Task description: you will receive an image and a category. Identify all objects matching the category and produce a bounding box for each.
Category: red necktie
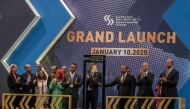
[42,81,44,94]
[122,74,125,84]
[166,70,169,78]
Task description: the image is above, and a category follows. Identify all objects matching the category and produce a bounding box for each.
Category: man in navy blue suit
[20,64,37,108]
[159,59,179,109]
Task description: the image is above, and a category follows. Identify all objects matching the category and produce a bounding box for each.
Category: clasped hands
[140,69,145,79]
[26,78,37,85]
[86,73,97,81]
[16,77,20,84]
[159,77,167,83]
[86,73,102,86]
[67,76,78,85]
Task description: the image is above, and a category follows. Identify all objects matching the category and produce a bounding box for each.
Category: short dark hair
[127,68,131,72]
[122,65,128,69]
[70,63,77,69]
[52,65,58,70]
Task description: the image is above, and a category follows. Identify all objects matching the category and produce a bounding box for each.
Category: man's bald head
[25,64,32,73]
[166,59,174,69]
[142,62,149,72]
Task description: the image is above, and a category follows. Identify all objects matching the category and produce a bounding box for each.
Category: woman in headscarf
[7,64,21,108]
[49,69,64,109]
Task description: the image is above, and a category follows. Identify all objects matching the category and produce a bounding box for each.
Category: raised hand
[86,73,90,79]
[67,76,71,83]
[26,77,30,84]
[16,77,20,84]
[98,82,102,86]
[74,78,78,84]
[93,77,98,82]
[159,77,167,83]
[51,73,55,79]
[54,80,58,86]
[33,78,37,84]
[140,69,144,79]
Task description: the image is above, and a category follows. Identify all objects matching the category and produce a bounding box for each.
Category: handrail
[2,93,72,109]
[106,96,186,109]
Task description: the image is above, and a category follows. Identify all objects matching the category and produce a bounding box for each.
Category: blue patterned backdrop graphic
[41,0,190,108]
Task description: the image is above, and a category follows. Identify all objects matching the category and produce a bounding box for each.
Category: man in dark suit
[159,59,179,109]
[85,63,102,109]
[105,65,136,109]
[20,64,37,108]
[62,63,82,109]
[136,62,154,109]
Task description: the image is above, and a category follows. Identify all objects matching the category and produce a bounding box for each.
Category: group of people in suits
[105,59,179,109]
[7,63,83,109]
[7,58,179,109]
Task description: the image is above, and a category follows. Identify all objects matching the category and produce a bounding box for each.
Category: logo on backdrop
[104,15,114,25]
[104,15,141,26]
[0,12,3,19]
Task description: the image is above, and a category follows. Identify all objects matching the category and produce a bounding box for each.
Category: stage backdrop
[40,0,190,108]
[1,0,190,108]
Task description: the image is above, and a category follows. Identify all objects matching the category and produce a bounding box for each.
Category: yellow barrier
[106,96,186,109]
[2,93,72,109]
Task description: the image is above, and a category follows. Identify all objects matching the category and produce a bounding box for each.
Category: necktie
[122,74,125,84]
[27,75,31,82]
[42,81,44,94]
[166,70,169,78]
[71,74,74,85]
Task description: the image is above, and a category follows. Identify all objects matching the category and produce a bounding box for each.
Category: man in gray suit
[62,63,82,109]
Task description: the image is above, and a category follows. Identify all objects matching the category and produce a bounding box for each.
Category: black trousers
[8,95,21,109]
[162,94,176,109]
[86,91,98,109]
[119,98,128,109]
[138,93,153,109]
[64,98,78,109]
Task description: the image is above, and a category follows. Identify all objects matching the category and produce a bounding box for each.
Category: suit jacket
[159,69,179,97]
[47,75,52,94]
[105,73,136,96]
[136,71,154,96]
[86,70,102,97]
[62,72,82,98]
[7,73,21,93]
[20,72,37,94]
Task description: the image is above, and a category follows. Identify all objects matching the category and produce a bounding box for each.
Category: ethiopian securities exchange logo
[104,15,114,25]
